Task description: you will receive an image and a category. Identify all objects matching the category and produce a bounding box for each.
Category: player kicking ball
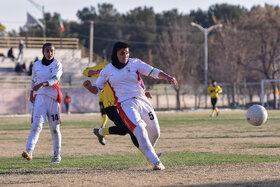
[83,41,177,170]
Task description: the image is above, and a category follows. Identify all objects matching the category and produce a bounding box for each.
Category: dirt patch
[2,163,280,186]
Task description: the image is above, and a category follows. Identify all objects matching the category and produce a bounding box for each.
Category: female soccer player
[83,41,177,170]
[22,43,63,163]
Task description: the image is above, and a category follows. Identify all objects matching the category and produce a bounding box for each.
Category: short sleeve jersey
[95,58,160,103]
[207,85,222,98]
[32,59,63,100]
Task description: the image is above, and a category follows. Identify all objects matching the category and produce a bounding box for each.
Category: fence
[0,75,279,115]
[0,36,79,49]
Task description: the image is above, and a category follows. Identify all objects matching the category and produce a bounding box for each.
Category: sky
[1,0,279,32]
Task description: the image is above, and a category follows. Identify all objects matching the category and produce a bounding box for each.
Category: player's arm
[158,71,177,85]
[33,62,62,91]
[218,86,222,93]
[88,69,102,76]
[30,64,37,102]
[30,80,36,103]
[137,59,177,86]
[83,68,107,94]
[33,81,49,91]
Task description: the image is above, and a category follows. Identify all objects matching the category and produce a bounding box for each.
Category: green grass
[1,151,280,175]
[236,143,280,149]
[1,111,280,175]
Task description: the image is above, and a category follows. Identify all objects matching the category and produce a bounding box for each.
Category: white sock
[98,128,104,136]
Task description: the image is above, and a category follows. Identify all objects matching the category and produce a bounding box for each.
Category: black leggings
[105,106,139,148]
[211,98,217,110]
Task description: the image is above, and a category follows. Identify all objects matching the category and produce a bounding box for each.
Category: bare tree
[155,28,198,109]
[209,27,249,106]
[238,5,280,108]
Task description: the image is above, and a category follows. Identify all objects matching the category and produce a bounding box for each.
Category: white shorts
[117,93,160,142]
[32,94,61,125]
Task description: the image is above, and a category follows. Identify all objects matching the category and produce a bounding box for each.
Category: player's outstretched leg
[93,128,106,145]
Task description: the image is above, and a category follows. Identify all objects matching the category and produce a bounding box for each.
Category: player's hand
[30,92,35,103]
[33,82,48,91]
[88,69,102,76]
[167,76,178,86]
[145,91,152,99]
[83,80,92,89]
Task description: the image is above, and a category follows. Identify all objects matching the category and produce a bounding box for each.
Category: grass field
[1,110,280,186]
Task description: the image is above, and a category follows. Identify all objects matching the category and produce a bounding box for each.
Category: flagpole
[89,21,94,64]
[27,0,46,38]
[42,5,46,40]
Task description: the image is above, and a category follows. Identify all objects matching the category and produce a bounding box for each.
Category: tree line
[6,3,280,109]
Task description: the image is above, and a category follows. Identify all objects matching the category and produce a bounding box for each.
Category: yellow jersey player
[83,62,139,148]
[207,80,222,117]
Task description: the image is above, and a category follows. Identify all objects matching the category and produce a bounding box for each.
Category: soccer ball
[246,105,268,126]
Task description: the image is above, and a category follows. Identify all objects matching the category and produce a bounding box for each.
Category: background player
[83,41,177,170]
[207,80,223,117]
[22,43,63,163]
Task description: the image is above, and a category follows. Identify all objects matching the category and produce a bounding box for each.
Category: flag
[26,12,45,30]
[58,15,64,32]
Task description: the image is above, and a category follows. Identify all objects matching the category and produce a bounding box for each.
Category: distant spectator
[22,61,26,72]
[0,52,5,62]
[15,62,26,74]
[17,40,24,62]
[64,92,71,114]
[28,61,33,76]
[7,47,15,61]
[15,62,23,73]
[28,57,38,76]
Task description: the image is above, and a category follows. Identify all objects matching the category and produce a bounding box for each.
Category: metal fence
[0,36,79,49]
[0,75,279,115]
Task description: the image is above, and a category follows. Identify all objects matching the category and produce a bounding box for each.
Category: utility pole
[89,21,94,64]
[191,22,222,108]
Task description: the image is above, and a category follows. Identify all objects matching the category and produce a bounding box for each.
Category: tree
[206,4,248,106]
[123,7,157,58]
[210,27,249,106]
[0,22,5,32]
[155,25,198,109]
[239,5,280,108]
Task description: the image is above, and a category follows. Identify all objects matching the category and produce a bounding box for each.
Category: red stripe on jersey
[136,71,145,89]
[107,82,136,132]
[53,81,63,104]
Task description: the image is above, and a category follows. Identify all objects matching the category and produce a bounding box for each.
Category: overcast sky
[1,0,279,32]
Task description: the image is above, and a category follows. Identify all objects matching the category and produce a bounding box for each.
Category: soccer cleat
[153,161,165,170]
[51,155,61,163]
[93,128,106,145]
[22,151,32,161]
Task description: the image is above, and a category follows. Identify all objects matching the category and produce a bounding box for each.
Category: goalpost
[261,79,280,108]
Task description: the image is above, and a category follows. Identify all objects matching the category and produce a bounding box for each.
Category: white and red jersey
[31,59,63,100]
[95,58,161,103]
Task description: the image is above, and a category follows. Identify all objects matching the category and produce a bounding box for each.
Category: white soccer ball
[246,105,268,126]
